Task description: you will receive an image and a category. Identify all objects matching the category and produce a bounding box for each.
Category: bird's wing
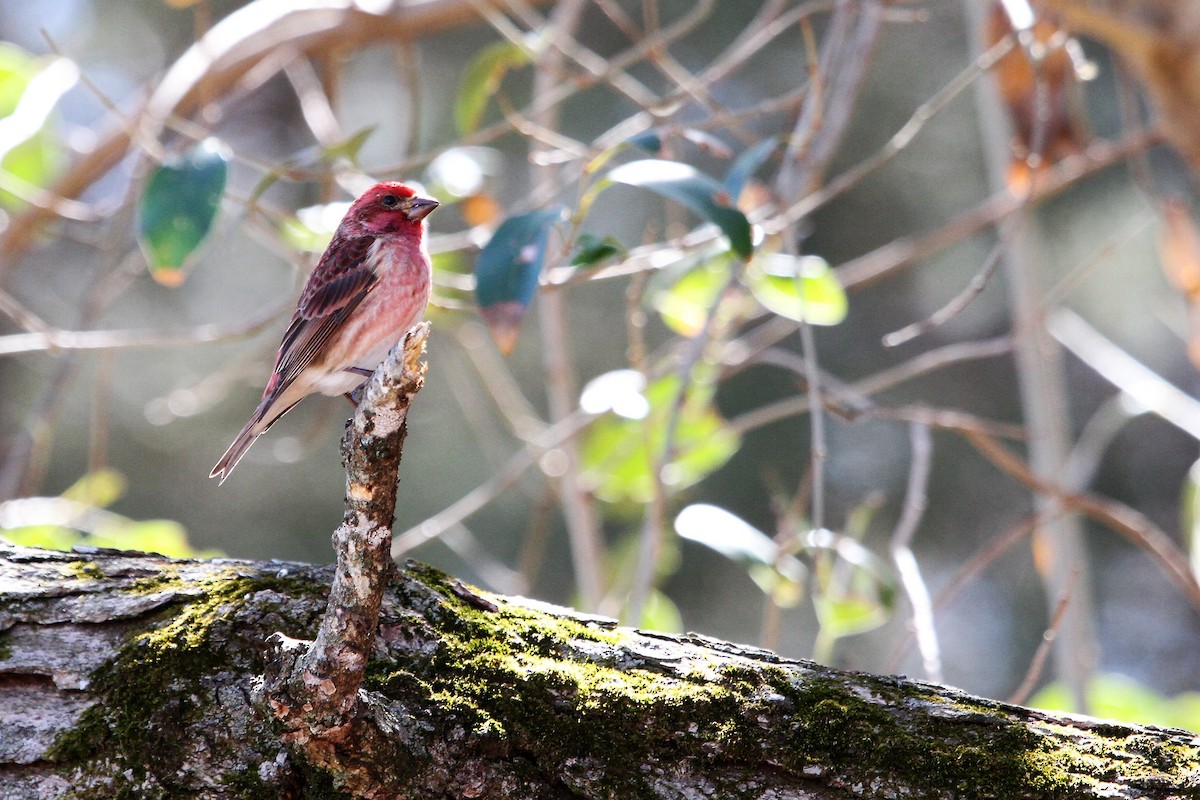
[267,234,380,398]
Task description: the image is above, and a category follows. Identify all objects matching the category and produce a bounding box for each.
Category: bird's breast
[311,241,432,396]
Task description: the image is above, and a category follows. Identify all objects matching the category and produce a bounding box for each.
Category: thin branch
[391,410,596,556]
[1008,569,1080,706]
[769,32,1015,233]
[882,219,1022,347]
[528,0,604,612]
[889,422,941,682]
[835,128,1161,290]
[1048,308,1200,441]
[962,428,1200,612]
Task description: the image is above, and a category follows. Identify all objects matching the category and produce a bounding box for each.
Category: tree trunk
[1,544,1197,800]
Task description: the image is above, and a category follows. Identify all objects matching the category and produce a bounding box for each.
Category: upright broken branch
[262,322,429,783]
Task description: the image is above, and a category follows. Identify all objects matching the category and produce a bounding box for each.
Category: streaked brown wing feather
[268,234,379,396]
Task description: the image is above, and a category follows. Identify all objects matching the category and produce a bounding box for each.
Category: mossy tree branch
[0,541,1197,798]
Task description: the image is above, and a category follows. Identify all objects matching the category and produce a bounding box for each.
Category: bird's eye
[381,194,399,208]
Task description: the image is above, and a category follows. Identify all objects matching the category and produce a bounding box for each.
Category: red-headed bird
[211,182,438,483]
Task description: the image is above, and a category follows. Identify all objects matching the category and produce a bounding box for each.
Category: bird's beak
[403,196,440,222]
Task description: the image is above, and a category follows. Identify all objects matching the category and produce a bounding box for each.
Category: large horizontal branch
[1,544,1197,799]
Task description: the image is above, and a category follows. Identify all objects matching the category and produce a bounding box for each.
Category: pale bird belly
[310,256,430,397]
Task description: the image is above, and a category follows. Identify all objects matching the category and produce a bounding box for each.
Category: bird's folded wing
[270,235,380,395]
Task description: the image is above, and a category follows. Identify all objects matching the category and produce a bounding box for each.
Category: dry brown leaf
[986,2,1089,192]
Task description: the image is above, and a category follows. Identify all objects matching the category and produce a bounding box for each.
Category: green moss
[44,557,1197,798]
[369,565,1200,799]
[0,633,12,661]
[64,560,105,581]
[48,570,325,798]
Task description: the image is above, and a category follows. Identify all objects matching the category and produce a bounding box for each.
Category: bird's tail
[210,393,301,484]
[209,414,266,485]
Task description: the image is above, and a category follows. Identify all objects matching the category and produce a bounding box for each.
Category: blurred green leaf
[279,214,331,254]
[675,503,777,566]
[0,45,74,210]
[724,136,778,202]
[806,528,895,641]
[638,589,683,633]
[1183,458,1200,582]
[432,249,469,275]
[607,159,754,258]
[650,257,731,338]
[279,199,354,254]
[320,125,376,163]
[1031,674,1200,732]
[571,233,625,267]
[675,503,806,607]
[60,468,125,508]
[137,138,229,285]
[456,39,533,135]
[474,207,564,354]
[746,253,847,326]
[0,470,219,559]
[581,373,740,505]
[813,595,890,639]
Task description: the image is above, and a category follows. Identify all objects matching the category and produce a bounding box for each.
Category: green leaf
[649,256,734,338]
[60,468,125,508]
[675,503,776,566]
[746,253,847,326]
[455,39,533,135]
[607,159,754,258]
[137,138,230,285]
[279,200,351,254]
[0,45,74,210]
[474,207,564,353]
[1031,674,1200,732]
[806,527,895,640]
[320,125,376,164]
[581,373,740,504]
[724,136,778,201]
[638,589,683,633]
[675,503,806,606]
[571,233,625,267]
[813,596,890,639]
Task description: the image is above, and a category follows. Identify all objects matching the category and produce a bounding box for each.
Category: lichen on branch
[262,322,430,768]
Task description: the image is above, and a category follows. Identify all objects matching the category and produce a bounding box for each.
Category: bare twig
[264,322,429,737]
[1048,308,1200,441]
[962,428,1200,612]
[775,0,885,201]
[392,410,595,555]
[1008,570,1080,706]
[882,221,1021,347]
[890,422,941,682]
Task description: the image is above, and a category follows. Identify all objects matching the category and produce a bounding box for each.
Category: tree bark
[0,545,1197,800]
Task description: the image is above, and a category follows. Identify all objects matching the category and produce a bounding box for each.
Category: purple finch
[211,181,439,483]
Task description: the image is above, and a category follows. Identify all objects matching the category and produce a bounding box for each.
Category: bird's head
[349,182,439,235]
